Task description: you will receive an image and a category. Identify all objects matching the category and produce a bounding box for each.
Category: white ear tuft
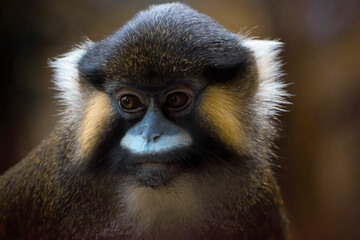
[49,41,93,120]
[242,39,289,117]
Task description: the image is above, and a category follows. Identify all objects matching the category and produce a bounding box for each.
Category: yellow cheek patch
[79,92,114,159]
[198,85,245,152]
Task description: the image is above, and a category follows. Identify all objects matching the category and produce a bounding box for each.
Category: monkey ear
[49,41,93,119]
[242,39,289,116]
[203,48,251,83]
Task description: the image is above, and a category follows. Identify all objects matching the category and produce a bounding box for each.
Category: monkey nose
[141,132,163,143]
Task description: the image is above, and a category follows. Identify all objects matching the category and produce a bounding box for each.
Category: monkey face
[83,79,239,188]
[113,85,197,187]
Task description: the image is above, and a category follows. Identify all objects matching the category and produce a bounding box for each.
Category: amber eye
[119,95,144,112]
[165,92,189,109]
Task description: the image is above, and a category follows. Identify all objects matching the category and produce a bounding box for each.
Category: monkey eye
[119,95,145,112]
[164,92,190,110]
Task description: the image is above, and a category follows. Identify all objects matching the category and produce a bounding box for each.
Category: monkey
[0,3,289,240]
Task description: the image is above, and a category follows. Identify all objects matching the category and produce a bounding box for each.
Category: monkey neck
[111,156,286,239]
[114,166,286,239]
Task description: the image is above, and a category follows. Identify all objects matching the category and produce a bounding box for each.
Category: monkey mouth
[133,161,182,169]
[130,161,184,188]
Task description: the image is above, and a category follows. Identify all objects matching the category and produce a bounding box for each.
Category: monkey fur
[0,3,289,239]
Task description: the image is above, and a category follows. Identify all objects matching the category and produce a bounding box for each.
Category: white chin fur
[120,132,192,154]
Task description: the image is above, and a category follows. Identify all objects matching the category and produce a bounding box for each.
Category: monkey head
[51,3,287,191]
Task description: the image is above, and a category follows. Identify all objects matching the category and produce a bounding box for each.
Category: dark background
[1,0,360,239]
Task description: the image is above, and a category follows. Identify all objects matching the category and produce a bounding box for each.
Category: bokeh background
[1,0,359,239]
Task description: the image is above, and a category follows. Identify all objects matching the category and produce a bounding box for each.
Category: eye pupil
[170,96,178,103]
[123,97,130,105]
[166,92,189,109]
[121,96,133,109]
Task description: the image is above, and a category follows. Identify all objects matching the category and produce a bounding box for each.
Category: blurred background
[1,0,359,239]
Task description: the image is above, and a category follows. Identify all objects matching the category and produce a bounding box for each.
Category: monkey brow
[104,77,205,93]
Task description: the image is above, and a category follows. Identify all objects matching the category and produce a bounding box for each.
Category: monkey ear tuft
[49,40,93,119]
[242,39,289,117]
[243,39,283,82]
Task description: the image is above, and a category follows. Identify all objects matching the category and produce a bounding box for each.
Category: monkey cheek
[134,163,182,188]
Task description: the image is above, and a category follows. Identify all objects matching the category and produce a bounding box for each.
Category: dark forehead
[78,3,249,88]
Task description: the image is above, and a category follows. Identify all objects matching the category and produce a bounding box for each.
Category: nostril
[151,132,163,142]
[141,132,162,142]
[152,134,161,142]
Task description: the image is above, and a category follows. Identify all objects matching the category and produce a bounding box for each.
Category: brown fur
[0,3,289,239]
